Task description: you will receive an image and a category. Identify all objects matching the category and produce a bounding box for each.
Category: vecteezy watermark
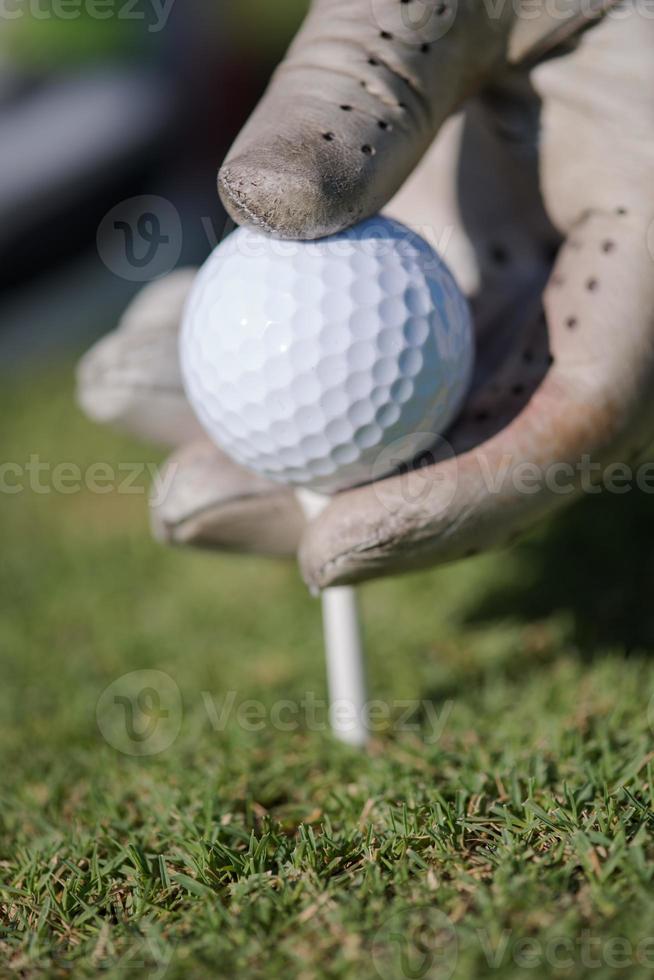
[647,218,654,263]
[371,916,654,979]
[52,931,174,978]
[647,690,654,738]
[370,0,654,47]
[372,907,458,980]
[97,197,456,283]
[371,0,459,44]
[477,929,654,971]
[370,439,654,514]
[1,0,176,32]
[96,670,183,756]
[0,455,176,507]
[214,217,455,271]
[97,196,182,282]
[508,0,654,23]
[95,682,453,753]
[371,433,458,516]
[202,691,454,743]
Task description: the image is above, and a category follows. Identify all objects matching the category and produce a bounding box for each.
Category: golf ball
[180,216,473,493]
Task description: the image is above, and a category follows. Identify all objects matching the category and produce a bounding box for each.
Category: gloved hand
[78,0,654,589]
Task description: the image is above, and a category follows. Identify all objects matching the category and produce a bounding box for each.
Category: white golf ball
[180,216,473,494]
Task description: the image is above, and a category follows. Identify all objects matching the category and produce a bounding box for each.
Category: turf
[1,362,654,979]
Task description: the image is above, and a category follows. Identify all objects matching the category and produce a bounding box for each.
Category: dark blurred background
[0,0,308,365]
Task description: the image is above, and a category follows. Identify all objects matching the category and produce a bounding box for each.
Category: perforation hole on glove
[489,243,511,266]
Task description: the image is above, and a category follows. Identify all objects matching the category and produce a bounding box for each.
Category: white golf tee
[297,490,368,748]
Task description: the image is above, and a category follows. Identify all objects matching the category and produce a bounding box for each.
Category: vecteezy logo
[372,907,458,980]
[97,195,182,282]
[370,432,458,515]
[370,0,458,45]
[115,213,169,270]
[647,690,654,738]
[96,670,183,756]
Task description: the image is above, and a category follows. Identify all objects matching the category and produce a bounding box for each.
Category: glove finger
[300,208,654,588]
[218,0,513,239]
[76,269,203,447]
[151,439,305,557]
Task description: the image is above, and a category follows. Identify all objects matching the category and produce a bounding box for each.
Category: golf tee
[296,489,369,748]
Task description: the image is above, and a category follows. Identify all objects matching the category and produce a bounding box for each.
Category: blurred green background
[1,1,309,67]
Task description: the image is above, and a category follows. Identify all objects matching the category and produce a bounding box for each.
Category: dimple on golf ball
[180,215,473,494]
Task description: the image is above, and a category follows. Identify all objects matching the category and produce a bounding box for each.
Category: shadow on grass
[463,486,654,659]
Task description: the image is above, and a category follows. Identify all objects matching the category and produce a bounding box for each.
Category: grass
[1,360,654,978]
